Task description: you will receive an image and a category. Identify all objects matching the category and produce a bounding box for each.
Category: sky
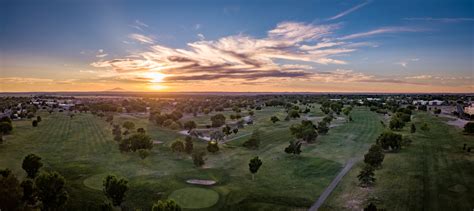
[1,0,473,93]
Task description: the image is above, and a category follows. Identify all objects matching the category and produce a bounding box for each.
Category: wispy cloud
[403,17,474,23]
[95,49,108,58]
[129,20,149,31]
[194,24,201,30]
[395,58,419,68]
[340,27,424,40]
[197,33,205,40]
[129,33,155,44]
[91,21,428,86]
[327,0,371,20]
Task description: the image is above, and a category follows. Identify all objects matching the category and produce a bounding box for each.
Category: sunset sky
[1,0,473,93]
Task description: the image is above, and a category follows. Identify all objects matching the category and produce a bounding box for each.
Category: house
[428,100,444,106]
[464,103,474,115]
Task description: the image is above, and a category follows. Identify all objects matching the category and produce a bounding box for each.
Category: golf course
[0,105,386,210]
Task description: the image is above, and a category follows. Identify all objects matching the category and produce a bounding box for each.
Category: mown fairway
[0,106,383,210]
[322,112,474,210]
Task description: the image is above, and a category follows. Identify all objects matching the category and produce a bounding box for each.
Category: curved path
[309,158,357,211]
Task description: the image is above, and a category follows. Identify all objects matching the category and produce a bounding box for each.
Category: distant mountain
[105,87,128,92]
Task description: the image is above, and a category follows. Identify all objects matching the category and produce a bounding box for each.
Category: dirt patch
[153,140,163,144]
[186,179,216,186]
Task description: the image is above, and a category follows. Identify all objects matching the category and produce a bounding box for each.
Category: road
[309,158,357,211]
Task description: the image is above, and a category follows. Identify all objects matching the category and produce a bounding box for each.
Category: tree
[122,121,135,131]
[284,140,302,156]
[22,153,43,178]
[119,138,131,152]
[0,169,23,211]
[364,144,385,168]
[243,130,261,149]
[0,121,13,134]
[222,125,232,136]
[248,156,263,180]
[389,117,405,130]
[410,123,416,133]
[129,133,153,152]
[171,140,185,155]
[35,171,68,210]
[112,124,122,142]
[192,151,206,167]
[152,199,182,211]
[290,120,318,143]
[463,122,474,134]
[207,141,219,153]
[232,128,238,134]
[138,149,150,159]
[210,130,224,142]
[21,179,37,205]
[37,116,42,122]
[137,128,146,134]
[32,120,38,127]
[270,116,280,123]
[434,108,442,114]
[358,164,375,187]
[288,109,300,118]
[184,136,193,154]
[183,121,197,132]
[376,131,402,152]
[317,121,329,135]
[103,175,128,207]
[210,114,226,127]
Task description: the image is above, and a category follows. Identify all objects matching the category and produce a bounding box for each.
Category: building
[465,103,474,115]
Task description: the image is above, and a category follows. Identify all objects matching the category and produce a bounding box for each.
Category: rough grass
[0,106,383,210]
[322,111,474,210]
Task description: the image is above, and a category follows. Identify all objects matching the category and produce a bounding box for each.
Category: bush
[464,122,474,134]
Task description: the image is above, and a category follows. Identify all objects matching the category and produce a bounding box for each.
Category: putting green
[83,173,109,191]
[168,187,219,209]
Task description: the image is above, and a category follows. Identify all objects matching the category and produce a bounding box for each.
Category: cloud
[327,0,371,20]
[197,33,205,40]
[129,20,149,31]
[405,75,432,79]
[340,27,423,40]
[129,33,155,44]
[92,21,427,85]
[395,58,420,68]
[403,17,474,23]
[194,24,201,30]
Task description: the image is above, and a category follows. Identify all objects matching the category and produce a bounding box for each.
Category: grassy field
[0,106,383,210]
[322,111,474,210]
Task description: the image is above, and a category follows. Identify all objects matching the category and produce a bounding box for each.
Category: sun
[144,72,166,83]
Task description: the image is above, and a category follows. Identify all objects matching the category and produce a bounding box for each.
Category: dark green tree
[22,153,43,178]
[103,175,128,207]
[32,120,38,127]
[317,121,329,135]
[183,121,197,132]
[152,199,182,211]
[184,136,193,154]
[210,114,226,127]
[270,116,280,123]
[192,151,206,167]
[364,144,385,168]
[248,156,263,180]
[0,169,23,211]
[284,140,302,156]
[21,179,37,205]
[389,117,405,130]
[290,120,318,143]
[376,131,402,152]
[35,171,69,210]
[128,133,153,152]
[357,164,375,187]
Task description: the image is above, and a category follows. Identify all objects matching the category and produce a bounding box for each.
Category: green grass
[0,106,384,210]
[169,187,219,209]
[322,111,474,210]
